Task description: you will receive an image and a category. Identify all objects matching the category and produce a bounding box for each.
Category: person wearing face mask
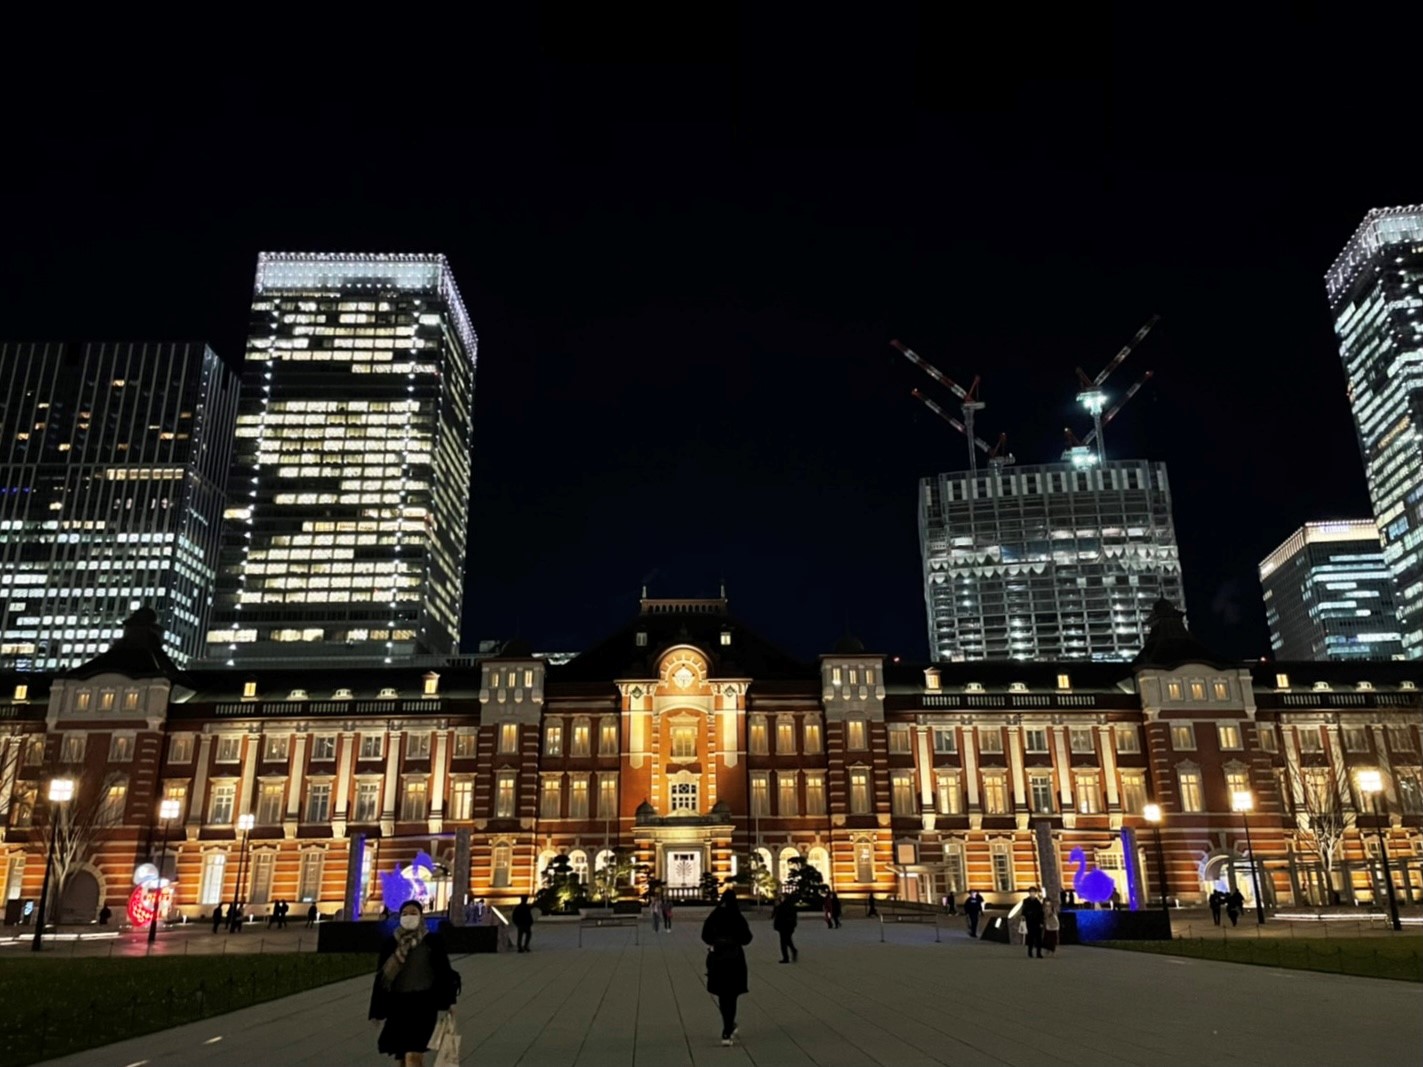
[369,900,461,1066]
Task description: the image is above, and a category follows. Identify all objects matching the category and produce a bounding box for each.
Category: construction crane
[891,339,988,475]
[1062,370,1155,468]
[912,389,1014,469]
[1073,315,1160,465]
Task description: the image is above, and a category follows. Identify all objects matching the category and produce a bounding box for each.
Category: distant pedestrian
[661,895,674,931]
[370,900,460,1066]
[945,891,957,916]
[512,895,534,952]
[228,904,244,933]
[1043,896,1060,956]
[823,891,834,929]
[98,905,112,926]
[772,893,799,963]
[268,907,278,930]
[1021,887,1045,959]
[652,894,662,933]
[829,891,842,928]
[280,900,291,929]
[1110,888,1122,912]
[964,891,983,938]
[307,904,319,928]
[211,904,225,934]
[1209,890,1223,926]
[866,893,879,918]
[1226,889,1244,927]
[702,889,753,1046]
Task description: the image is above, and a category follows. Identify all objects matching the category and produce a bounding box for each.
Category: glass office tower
[1326,206,1423,658]
[207,253,477,665]
[1259,520,1403,661]
[919,459,1185,661]
[0,342,238,669]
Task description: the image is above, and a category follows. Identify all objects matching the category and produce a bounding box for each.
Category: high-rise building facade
[1259,520,1404,661]
[920,460,1184,661]
[1326,206,1423,658]
[207,253,477,665]
[0,342,238,670]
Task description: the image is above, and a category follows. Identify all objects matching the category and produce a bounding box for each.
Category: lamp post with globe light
[32,777,75,952]
[1355,770,1402,932]
[1232,790,1266,925]
[1143,803,1169,914]
[147,799,181,945]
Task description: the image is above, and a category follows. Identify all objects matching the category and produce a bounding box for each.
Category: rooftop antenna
[891,339,988,475]
[1073,315,1159,466]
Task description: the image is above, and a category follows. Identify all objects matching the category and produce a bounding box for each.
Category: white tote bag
[432,1012,461,1067]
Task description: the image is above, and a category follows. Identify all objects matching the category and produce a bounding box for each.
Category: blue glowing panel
[381,851,436,912]
[1120,827,1142,911]
[1069,846,1116,904]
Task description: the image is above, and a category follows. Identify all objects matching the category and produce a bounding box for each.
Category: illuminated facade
[1,597,1419,924]
[1259,521,1404,661]
[0,342,237,670]
[207,253,477,665]
[1326,206,1423,658]
[920,460,1185,662]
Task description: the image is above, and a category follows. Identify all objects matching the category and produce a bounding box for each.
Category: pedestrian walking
[702,889,753,1046]
[1226,889,1244,927]
[661,895,674,931]
[830,891,843,928]
[1021,886,1046,959]
[211,904,224,934]
[228,904,244,933]
[307,903,319,928]
[1209,890,1223,926]
[369,900,461,1066]
[1042,895,1060,956]
[964,891,983,938]
[772,893,799,963]
[652,892,662,932]
[866,893,879,918]
[512,894,535,952]
[823,891,834,929]
[945,891,957,916]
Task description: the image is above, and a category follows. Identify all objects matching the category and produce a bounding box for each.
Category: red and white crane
[1072,315,1160,465]
[892,339,1003,475]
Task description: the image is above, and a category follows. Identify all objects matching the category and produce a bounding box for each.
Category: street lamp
[32,777,76,952]
[147,799,181,945]
[1231,790,1266,925]
[1355,770,1402,932]
[227,813,255,933]
[1143,803,1170,914]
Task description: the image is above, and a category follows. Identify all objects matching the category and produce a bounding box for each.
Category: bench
[578,914,641,947]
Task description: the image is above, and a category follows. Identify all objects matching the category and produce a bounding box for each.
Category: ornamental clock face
[673,666,695,689]
[658,648,708,690]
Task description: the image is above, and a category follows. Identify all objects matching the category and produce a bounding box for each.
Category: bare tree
[1283,747,1354,905]
[29,768,127,919]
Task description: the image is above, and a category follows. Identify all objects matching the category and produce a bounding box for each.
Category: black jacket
[702,904,753,996]
[369,932,460,1020]
[771,900,798,932]
[1020,897,1045,926]
[512,903,534,929]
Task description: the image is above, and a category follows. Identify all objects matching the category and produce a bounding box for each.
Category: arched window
[754,847,774,880]
[779,847,801,886]
[492,843,512,888]
[594,848,615,872]
[807,846,830,885]
[536,849,557,883]
[568,849,589,886]
[854,840,874,884]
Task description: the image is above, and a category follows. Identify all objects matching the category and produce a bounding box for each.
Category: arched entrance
[1202,851,1267,908]
[59,870,101,923]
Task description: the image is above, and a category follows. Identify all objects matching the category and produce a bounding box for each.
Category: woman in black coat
[369,900,461,1066]
[701,888,753,1046]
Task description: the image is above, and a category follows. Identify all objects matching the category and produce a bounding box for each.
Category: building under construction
[898,321,1186,662]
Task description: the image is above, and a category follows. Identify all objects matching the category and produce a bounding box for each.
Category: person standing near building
[1021,887,1046,959]
[1042,895,1060,956]
[661,895,674,931]
[702,889,753,1046]
[829,891,843,929]
[865,893,879,918]
[307,903,319,928]
[512,895,535,952]
[211,904,224,935]
[964,891,983,938]
[1209,890,1223,925]
[771,893,798,963]
[1226,889,1244,928]
[369,900,461,1066]
[652,892,662,933]
[945,891,957,916]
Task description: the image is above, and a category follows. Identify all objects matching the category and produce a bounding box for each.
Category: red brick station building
[1,594,1419,923]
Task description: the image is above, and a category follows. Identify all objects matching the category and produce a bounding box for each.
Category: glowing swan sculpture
[1070,846,1117,904]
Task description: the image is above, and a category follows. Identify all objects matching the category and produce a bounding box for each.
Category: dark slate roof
[831,634,867,654]
[65,609,184,681]
[883,659,1138,692]
[1131,599,1232,670]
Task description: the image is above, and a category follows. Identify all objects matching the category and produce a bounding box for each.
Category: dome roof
[832,633,866,654]
[500,638,534,658]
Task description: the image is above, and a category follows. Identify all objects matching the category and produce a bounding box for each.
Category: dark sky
[2,6,1418,664]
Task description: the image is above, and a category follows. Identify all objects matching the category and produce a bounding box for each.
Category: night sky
[3,7,1418,664]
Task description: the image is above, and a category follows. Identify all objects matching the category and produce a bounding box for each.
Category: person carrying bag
[369,900,461,1067]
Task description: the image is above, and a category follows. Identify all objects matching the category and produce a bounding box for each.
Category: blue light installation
[1069,846,1116,904]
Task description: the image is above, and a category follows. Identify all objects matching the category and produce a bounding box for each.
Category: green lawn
[1096,936,1423,982]
[0,953,376,1067]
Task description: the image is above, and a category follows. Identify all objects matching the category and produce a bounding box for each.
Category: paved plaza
[38,913,1423,1067]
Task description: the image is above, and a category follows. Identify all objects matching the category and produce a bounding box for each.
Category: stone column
[332,730,356,838]
[381,731,400,836]
[963,729,981,829]
[284,734,307,839]
[429,729,450,834]
[237,735,258,819]
[187,734,214,839]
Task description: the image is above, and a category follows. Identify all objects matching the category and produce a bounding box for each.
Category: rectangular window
[1170,724,1195,751]
[99,691,116,712]
[1256,725,1278,753]
[1397,770,1423,815]
[256,781,284,824]
[891,771,916,815]
[1069,727,1095,754]
[162,782,188,822]
[496,773,517,818]
[670,781,698,812]
[544,723,563,757]
[671,726,697,759]
[1385,725,1415,752]
[1275,767,1293,815]
[1029,774,1054,813]
[209,782,236,825]
[932,727,957,754]
[216,736,242,762]
[1189,681,1206,701]
[846,719,868,751]
[1212,680,1229,701]
[540,777,562,819]
[1024,728,1050,754]
[599,718,618,755]
[358,734,383,760]
[598,774,617,819]
[1303,767,1334,811]
[199,852,227,906]
[1217,723,1243,750]
[20,737,44,766]
[1225,769,1250,802]
[1177,770,1204,813]
[353,780,380,822]
[306,782,331,823]
[936,773,961,815]
[298,851,324,902]
[981,775,1009,815]
[778,772,799,816]
[5,854,25,900]
[991,843,1015,892]
[751,772,770,817]
[450,778,474,820]
[776,719,796,754]
[61,734,87,763]
[849,769,871,814]
[311,735,336,761]
[1166,680,1183,701]
[498,723,520,754]
[1075,773,1101,814]
[248,851,273,906]
[569,777,589,818]
[1119,771,1146,814]
[855,841,873,884]
[1297,728,1324,753]
[803,720,823,754]
[888,725,913,754]
[571,722,591,757]
[453,732,477,759]
[492,844,512,888]
[167,735,193,764]
[1341,727,1370,753]
[1113,725,1140,753]
[406,733,431,760]
[978,728,1003,754]
[109,735,134,762]
[401,779,428,821]
[749,717,769,754]
[9,784,36,828]
[804,773,826,815]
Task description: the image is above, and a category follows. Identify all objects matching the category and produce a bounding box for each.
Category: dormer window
[1356,681,1374,692]
[924,669,941,692]
[288,688,308,701]
[241,680,259,700]
[1274,673,1290,690]
[635,631,648,647]
[12,684,27,701]
[965,682,985,694]
[423,673,440,696]
[523,669,534,687]
[1009,682,1028,694]
[333,688,354,700]
[720,630,732,646]
[832,667,842,686]
[1403,681,1418,691]
[379,687,399,699]
[1312,681,1332,693]
[848,668,859,686]
[1056,674,1071,691]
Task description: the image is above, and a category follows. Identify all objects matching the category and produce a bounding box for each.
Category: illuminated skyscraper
[1258,520,1403,661]
[919,460,1185,661]
[1326,206,1423,658]
[207,253,477,665]
[0,342,238,670]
